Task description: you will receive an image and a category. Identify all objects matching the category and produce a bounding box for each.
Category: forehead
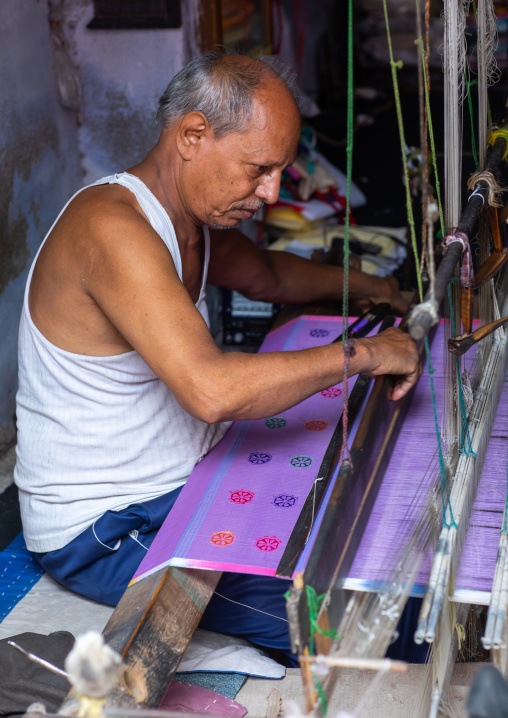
[225,83,301,165]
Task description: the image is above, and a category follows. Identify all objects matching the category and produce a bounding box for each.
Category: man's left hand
[355,276,411,317]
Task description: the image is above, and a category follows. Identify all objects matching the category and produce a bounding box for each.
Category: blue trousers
[34,489,427,666]
[34,489,299,666]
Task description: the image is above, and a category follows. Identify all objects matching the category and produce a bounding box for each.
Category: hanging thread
[447,282,476,456]
[382,0,423,301]
[385,0,458,529]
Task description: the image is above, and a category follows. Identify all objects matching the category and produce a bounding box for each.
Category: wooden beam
[102,566,221,706]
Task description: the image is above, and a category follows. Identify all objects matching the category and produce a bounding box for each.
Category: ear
[175,111,210,161]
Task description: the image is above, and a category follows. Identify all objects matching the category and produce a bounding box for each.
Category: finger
[390,370,419,401]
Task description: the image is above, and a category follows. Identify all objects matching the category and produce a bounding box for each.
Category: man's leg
[34,488,183,606]
[201,573,298,666]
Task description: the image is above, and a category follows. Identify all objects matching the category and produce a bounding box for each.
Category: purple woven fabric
[133,316,356,582]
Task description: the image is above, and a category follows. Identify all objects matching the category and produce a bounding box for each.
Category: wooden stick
[490,206,503,252]
[299,654,408,673]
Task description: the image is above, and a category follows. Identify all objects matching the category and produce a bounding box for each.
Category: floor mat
[0,532,44,623]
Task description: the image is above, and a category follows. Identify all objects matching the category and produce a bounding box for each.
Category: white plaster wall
[0,0,83,447]
[57,0,185,181]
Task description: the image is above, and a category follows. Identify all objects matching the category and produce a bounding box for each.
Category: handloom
[93,4,508,717]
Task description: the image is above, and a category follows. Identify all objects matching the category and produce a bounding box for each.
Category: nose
[255,171,282,205]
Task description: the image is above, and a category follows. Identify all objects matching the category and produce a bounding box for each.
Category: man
[15,52,419,662]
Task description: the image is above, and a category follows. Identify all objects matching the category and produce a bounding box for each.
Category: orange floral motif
[305,420,328,431]
[210,530,237,546]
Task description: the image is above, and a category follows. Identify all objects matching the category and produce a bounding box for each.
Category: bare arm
[207,228,409,315]
[84,213,420,424]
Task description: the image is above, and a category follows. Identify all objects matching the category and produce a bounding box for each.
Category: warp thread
[442,230,474,288]
[447,281,475,457]
[467,170,504,207]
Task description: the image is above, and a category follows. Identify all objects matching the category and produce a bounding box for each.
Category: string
[416,35,445,238]
[342,0,353,342]
[309,477,324,537]
[447,281,475,456]
[503,376,508,535]
[466,77,479,169]
[425,337,458,530]
[214,592,289,623]
[284,584,339,713]
[305,585,339,654]
[338,0,354,473]
[382,0,423,301]
[385,0,457,529]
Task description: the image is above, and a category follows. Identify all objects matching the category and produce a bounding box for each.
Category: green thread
[306,585,339,655]
[466,78,479,169]
[388,4,457,529]
[342,0,354,343]
[285,584,339,712]
[383,0,422,301]
[447,282,475,456]
[316,681,328,715]
[415,36,445,238]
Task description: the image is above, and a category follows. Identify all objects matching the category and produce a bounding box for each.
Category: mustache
[231,201,265,212]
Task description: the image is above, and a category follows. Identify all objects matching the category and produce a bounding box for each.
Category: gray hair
[156,50,301,137]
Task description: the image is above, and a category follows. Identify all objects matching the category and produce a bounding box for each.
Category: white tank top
[15,172,231,553]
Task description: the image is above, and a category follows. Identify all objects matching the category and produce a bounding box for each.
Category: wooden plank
[102,566,221,706]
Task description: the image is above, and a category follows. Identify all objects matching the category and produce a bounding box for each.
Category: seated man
[14,52,419,664]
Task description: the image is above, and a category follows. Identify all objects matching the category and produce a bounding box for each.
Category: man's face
[181,79,301,229]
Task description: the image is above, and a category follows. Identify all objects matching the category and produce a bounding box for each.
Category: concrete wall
[56,0,185,182]
[0,0,83,449]
[0,0,186,450]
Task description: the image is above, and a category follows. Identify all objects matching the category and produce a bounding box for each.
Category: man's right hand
[354,327,421,401]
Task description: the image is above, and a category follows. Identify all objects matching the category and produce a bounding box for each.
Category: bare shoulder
[29,182,181,356]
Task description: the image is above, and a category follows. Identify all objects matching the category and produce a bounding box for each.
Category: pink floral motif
[210,530,237,546]
[321,387,342,399]
[255,535,282,551]
[230,489,255,504]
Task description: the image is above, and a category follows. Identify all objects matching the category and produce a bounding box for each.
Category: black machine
[221,289,279,347]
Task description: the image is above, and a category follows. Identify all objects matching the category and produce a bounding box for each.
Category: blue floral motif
[290,455,313,468]
[265,417,287,429]
[248,452,272,464]
[273,493,297,508]
[310,328,330,338]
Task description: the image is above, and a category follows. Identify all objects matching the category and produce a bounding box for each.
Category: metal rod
[7,641,70,680]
